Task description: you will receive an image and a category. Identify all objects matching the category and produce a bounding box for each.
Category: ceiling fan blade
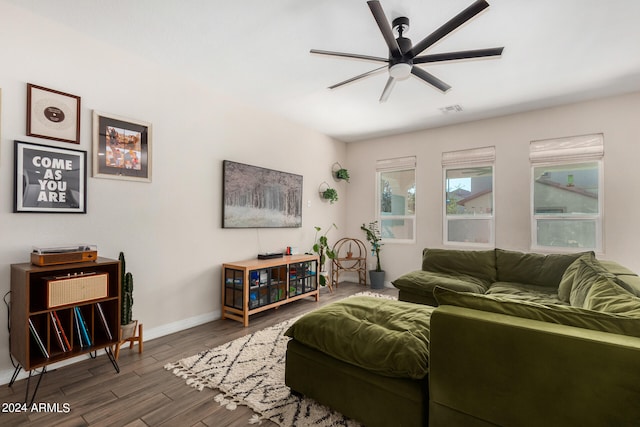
[328,65,388,90]
[413,47,504,64]
[379,76,396,102]
[367,1,402,59]
[310,49,389,63]
[409,0,490,58]
[411,67,451,92]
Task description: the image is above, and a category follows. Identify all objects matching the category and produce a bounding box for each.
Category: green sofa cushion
[597,259,640,296]
[616,275,640,297]
[496,248,589,288]
[486,282,565,305]
[598,260,638,276]
[433,286,640,338]
[584,279,640,316]
[392,270,487,295]
[421,248,496,286]
[285,296,435,379]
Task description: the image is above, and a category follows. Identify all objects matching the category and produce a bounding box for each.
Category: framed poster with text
[14,141,87,213]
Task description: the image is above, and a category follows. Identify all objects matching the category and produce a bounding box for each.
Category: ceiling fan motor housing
[389,20,413,80]
[392,16,410,36]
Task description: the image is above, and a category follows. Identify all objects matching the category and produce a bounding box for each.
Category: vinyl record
[33,97,74,131]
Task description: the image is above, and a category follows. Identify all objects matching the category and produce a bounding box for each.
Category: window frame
[530,159,603,253]
[375,157,417,244]
[443,162,495,248]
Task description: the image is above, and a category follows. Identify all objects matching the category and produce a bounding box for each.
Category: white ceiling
[9,0,640,142]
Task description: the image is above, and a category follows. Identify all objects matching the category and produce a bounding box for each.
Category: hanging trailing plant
[336,168,350,182]
[322,187,339,204]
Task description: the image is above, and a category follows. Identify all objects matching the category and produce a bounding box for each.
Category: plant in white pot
[361,221,385,289]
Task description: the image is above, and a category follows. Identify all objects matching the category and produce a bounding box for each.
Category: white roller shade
[442,146,495,166]
[530,133,604,163]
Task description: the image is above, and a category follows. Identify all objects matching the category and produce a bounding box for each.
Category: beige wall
[0,2,347,382]
[345,91,640,283]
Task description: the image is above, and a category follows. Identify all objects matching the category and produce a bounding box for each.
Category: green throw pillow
[433,286,640,338]
[557,252,596,303]
[569,258,617,308]
[584,279,640,316]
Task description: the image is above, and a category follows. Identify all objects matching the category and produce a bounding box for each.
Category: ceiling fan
[311,0,504,102]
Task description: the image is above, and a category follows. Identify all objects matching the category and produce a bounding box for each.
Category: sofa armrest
[429,305,640,427]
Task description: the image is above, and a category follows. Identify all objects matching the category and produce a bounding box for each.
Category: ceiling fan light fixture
[389,63,412,80]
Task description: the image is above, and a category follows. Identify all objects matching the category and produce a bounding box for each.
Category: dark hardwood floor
[1,283,398,426]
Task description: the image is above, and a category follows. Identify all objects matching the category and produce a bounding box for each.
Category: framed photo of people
[27,83,81,144]
[92,111,152,182]
[14,140,87,213]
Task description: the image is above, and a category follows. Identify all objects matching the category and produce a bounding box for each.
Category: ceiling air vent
[439,104,463,114]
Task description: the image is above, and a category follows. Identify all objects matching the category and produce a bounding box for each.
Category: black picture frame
[223,160,303,228]
[14,140,87,213]
[92,111,152,182]
[27,84,81,144]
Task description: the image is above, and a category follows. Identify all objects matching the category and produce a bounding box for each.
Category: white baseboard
[0,309,221,386]
[143,309,220,341]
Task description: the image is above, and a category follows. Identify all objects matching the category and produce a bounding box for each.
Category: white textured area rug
[165,292,396,426]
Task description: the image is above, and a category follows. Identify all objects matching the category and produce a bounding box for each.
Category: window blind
[442,146,495,166]
[530,133,604,163]
[376,156,416,171]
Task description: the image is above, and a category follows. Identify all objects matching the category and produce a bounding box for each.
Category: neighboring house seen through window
[530,134,603,252]
[376,156,416,243]
[443,147,495,247]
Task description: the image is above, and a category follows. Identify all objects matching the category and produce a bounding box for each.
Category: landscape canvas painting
[223,160,303,228]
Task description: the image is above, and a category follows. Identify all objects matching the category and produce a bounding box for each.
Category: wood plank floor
[1,283,398,426]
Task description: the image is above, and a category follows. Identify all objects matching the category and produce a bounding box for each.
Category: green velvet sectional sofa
[284,248,640,426]
[393,248,640,307]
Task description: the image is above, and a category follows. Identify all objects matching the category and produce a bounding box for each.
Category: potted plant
[322,187,339,204]
[335,168,350,182]
[361,221,385,289]
[312,223,337,286]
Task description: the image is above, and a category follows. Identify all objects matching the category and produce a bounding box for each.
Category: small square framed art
[92,111,152,182]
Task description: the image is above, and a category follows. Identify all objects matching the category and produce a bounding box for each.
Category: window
[530,134,603,251]
[376,156,416,242]
[442,147,495,246]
